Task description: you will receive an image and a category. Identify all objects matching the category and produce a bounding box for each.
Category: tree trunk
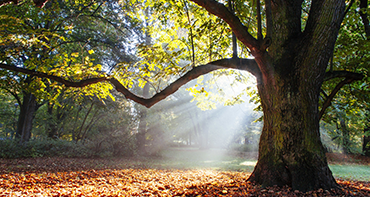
[15,92,39,144]
[47,103,59,139]
[136,83,150,154]
[244,0,345,191]
[248,62,338,191]
[364,128,370,156]
[340,118,351,154]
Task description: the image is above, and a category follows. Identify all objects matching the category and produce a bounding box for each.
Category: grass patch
[155,148,370,182]
[329,164,370,182]
[150,147,257,172]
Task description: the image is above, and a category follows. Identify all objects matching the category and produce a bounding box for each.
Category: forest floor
[0,149,369,196]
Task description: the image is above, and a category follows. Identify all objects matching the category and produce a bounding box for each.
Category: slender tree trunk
[47,103,59,139]
[364,128,370,156]
[15,92,39,144]
[340,118,351,154]
[137,83,150,154]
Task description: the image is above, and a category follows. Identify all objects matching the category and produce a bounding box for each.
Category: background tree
[0,0,139,143]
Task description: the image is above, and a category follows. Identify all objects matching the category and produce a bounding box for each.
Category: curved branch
[0,63,108,87]
[190,0,259,51]
[324,71,364,81]
[1,58,260,108]
[112,58,260,108]
[319,71,364,119]
[359,0,370,38]
[0,0,48,7]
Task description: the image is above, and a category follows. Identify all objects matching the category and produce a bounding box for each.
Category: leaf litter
[0,157,369,196]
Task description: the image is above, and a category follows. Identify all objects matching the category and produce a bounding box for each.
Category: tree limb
[112,58,260,108]
[256,0,262,41]
[0,63,109,87]
[0,0,48,7]
[190,0,259,51]
[324,71,364,81]
[319,71,364,119]
[1,58,259,108]
[359,0,370,38]
[265,0,272,39]
[304,0,346,42]
[228,0,238,58]
[343,0,355,17]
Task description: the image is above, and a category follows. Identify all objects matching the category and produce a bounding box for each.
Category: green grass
[151,148,370,182]
[329,165,370,182]
[150,147,257,172]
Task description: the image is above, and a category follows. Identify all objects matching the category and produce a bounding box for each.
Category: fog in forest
[139,71,262,164]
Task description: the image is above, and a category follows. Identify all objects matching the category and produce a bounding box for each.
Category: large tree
[0,0,367,192]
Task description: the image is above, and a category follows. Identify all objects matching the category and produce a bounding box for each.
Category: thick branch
[319,71,364,119]
[304,0,346,41]
[0,63,108,87]
[265,0,272,38]
[256,0,262,40]
[112,58,260,108]
[190,0,259,51]
[1,58,259,108]
[0,0,48,7]
[359,0,370,38]
[324,71,364,81]
[228,0,238,58]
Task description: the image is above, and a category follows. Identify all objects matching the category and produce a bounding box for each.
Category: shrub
[0,139,94,158]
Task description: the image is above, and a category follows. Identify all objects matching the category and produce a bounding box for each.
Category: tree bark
[242,0,346,192]
[339,117,351,154]
[248,57,338,191]
[136,83,150,154]
[364,127,370,156]
[15,92,39,144]
[47,103,59,139]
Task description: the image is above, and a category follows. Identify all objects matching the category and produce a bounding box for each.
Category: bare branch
[343,0,355,17]
[359,0,370,38]
[304,0,346,41]
[228,0,238,58]
[319,71,364,119]
[324,71,364,81]
[265,0,272,38]
[1,58,260,108]
[0,0,48,7]
[256,0,262,40]
[112,58,260,108]
[0,63,109,87]
[190,0,259,51]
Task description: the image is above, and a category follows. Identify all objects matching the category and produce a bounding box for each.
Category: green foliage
[0,91,18,137]
[0,139,89,158]
[0,136,136,159]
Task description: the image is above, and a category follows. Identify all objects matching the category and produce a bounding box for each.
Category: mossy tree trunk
[241,0,346,191]
[248,56,338,191]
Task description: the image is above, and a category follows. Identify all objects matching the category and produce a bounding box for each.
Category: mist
[139,71,262,167]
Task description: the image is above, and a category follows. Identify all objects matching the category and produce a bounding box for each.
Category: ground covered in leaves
[0,153,369,196]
